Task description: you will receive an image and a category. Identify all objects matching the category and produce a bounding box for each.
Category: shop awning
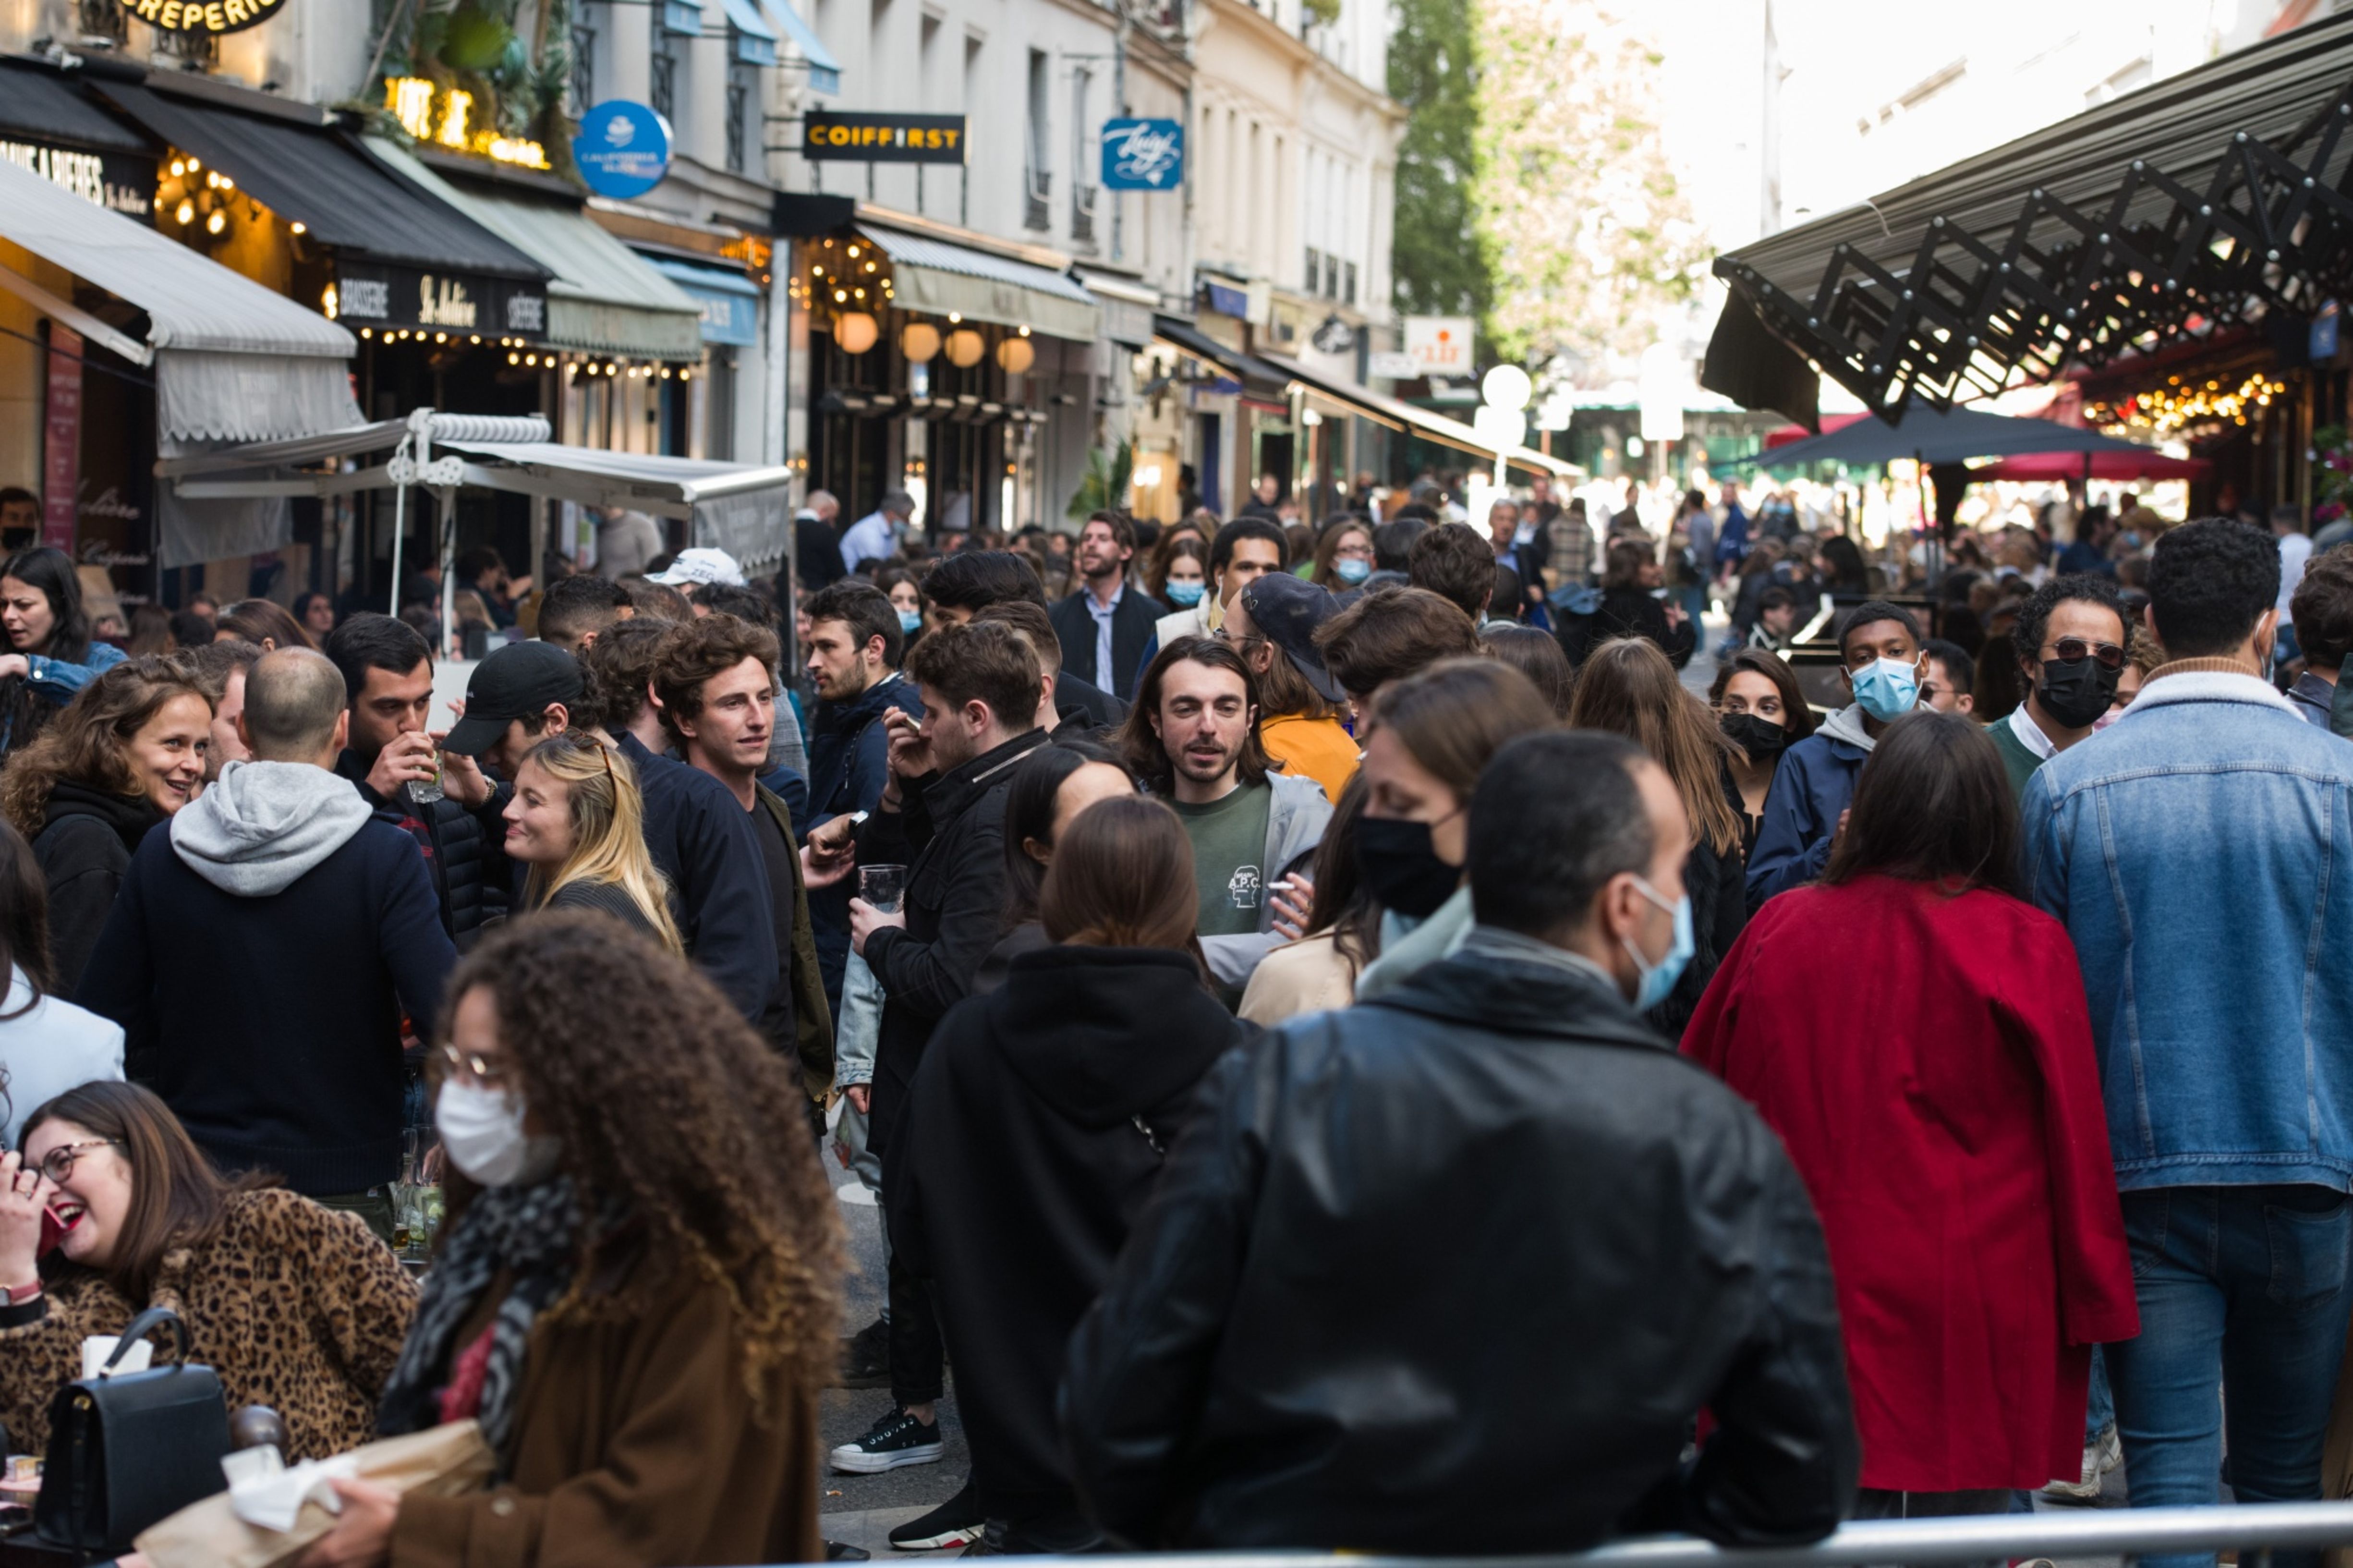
[643,255,762,347]
[764,0,842,93]
[1152,314,1291,400]
[1706,12,2353,425]
[1257,348,1580,480]
[367,136,704,360]
[0,60,155,155]
[861,222,1100,343]
[1077,271,1158,348]
[0,156,357,441]
[1740,405,2155,470]
[93,81,546,282]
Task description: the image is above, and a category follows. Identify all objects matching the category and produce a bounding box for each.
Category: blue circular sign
[572,100,673,200]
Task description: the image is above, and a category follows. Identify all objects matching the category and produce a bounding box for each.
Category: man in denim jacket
[2025,517,2353,1568]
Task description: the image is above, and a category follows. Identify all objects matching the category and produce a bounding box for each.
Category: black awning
[93,81,547,281]
[1152,313,1290,399]
[1709,12,2353,421]
[0,59,155,153]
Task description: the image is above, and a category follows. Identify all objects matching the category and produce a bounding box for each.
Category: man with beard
[1049,511,1165,702]
[1988,575,2130,799]
[1119,636,1332,1003]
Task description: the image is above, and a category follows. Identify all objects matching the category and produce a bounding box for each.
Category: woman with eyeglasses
[500,731,683,954]
[1683,711,2135,1519]
[0,1080,418,1460]
[1986,574,2133,800]
[298,914,840,1568]
[1309,517,1377,590]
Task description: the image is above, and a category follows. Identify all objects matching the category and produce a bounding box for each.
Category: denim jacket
[2023,668,2353,1192]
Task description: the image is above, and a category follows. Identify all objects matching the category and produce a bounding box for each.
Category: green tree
[1389,0,1496,332]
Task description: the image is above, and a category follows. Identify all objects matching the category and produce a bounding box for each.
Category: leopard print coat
[0,1188,419,1459]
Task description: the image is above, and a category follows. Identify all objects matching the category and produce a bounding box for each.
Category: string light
[2089,371,2286,435]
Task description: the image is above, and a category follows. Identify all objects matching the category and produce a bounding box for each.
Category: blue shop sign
[574,101,673,200]
[1101,118,1184,190]
[646,256,762,347]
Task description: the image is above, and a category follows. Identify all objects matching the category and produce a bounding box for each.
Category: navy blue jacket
[1743,728,1869,913]
[614,729,776,1023]
[76,820,455,1196]
[1050,586,1168,701]
[804,674,926,1011]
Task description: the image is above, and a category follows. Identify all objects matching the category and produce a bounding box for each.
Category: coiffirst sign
[803,112,967,163]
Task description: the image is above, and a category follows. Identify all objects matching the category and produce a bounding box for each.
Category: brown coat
[390,1256,822,1568]
[0,1187,417,1459]
[755,782,835,1103]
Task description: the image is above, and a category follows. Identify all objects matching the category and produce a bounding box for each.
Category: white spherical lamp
[899,322,942,363]
[835,311,879,355]
[1481,363,1533,411]
[945,328,985,368]
[995,336,1035,375]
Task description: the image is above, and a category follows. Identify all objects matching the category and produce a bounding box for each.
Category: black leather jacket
[1062,944,1858,1552]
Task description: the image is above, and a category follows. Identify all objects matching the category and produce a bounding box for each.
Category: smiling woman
[0,659,213,993]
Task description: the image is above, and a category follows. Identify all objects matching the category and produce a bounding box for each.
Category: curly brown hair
[652,613,780,751]
[0,656,212,839]
[436,913,843,1403]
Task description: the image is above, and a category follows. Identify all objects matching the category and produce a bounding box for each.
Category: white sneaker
[2039,1423,2121,1504]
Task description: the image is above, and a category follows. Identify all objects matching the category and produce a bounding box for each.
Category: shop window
[1024,49,1051,232]
[1324,253,1339,297]
[570,22,596,114]
[1344,260,1357,305]
[1070,67,1096,245]
[1304,246,1321,296]
[726,76,750,172]
[77,0,127,42]
[651,46,676,119]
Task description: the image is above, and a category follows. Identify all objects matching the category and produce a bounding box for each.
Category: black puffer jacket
[899,946,1242,1527]
[33,781,166,995]
[1649,828,1749,1040]
[1063,943,1858,1552]
[857,729,1049,1159]
[334,751,511,947]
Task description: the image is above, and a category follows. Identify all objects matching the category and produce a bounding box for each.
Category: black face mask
[2036,656,2121,730]
[1720,712,1788,758]
[1355,815,1461,920]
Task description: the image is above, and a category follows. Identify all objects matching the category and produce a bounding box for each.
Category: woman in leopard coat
[0,1081,418,1459]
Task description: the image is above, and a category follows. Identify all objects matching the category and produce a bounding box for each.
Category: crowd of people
[0,480,2336,1567]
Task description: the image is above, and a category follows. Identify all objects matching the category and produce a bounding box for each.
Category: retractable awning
[764,0,841,93]
[861,222,1100,343]
[367,137,704,360]
[1152,314,1292,400]
[1706,12,2353,425]
[1257,349,1581,480]
[0,155,358,441]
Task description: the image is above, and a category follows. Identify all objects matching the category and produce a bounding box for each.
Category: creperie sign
[120,0,286,34]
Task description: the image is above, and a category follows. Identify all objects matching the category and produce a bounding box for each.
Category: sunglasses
[2045,637,2126,671]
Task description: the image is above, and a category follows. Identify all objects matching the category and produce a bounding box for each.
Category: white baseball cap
[648,547,746,587]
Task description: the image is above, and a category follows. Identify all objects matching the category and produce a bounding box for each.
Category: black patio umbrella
[1745,405,2156,470]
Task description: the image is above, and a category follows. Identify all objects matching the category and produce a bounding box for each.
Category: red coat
[1681,874,2138,1492]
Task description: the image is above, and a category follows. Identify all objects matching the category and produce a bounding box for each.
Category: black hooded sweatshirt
[895,945,1245,1525]
[34,780,165,994]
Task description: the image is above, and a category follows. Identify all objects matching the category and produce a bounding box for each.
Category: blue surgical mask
[1164,580,1206,606]
[1848,656,1921,723]
[898,609,924,635]
[1624,876,1694,1012]
[1333,557,1372,585]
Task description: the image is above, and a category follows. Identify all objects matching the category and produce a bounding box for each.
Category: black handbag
[34,1305,231,1554]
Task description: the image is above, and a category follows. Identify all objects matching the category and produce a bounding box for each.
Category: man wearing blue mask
[1064,729,1858,1551]
[1745,599,1925,912]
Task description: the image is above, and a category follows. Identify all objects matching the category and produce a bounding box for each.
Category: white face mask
[434,1079,562,1188]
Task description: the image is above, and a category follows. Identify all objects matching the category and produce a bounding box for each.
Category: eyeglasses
[438,1041,511,1086]
[2045,637,2126,671]
[30,1140,120,1185]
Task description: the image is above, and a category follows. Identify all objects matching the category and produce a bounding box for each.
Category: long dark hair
[1119,636,1271,796]
[215,598,316,653]
[21,1082,274,1303]
[1822,709,2024,899]
[1038,795,1205,976]
[0,818,54,1021]
[1000,736,1130,927]
[1708,647,1819,744]
[1302,771,1380,975]
[1567,639,1743,856]
[0,548,92,662]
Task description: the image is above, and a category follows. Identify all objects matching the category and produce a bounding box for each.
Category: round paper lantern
[995,336,1035,375]
[835,311,879,355]
[899,322,942,363]
[945,328,985,368]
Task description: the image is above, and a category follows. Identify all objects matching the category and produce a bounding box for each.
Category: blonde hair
[517,731,684,955]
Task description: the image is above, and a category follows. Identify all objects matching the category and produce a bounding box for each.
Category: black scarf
[377,1177,581,1460]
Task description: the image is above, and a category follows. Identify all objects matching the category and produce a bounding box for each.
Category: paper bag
[134,1420,495,1568]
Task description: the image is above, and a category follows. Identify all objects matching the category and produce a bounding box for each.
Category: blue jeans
[2109,1186,2353,1568]
[2086,1344,2113,1441]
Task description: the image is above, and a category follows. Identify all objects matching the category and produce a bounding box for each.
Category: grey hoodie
[1814,701,1880,754]
[169,760,374,897]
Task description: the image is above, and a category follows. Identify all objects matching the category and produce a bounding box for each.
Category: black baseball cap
[1238,572,1346,705]
[440,641,586,757]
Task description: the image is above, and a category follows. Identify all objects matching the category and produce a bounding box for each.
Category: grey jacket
[1199,771,1336,989]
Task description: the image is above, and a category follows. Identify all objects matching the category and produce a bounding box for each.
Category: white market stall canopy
[158,410,798,571]
[0,155,360,444]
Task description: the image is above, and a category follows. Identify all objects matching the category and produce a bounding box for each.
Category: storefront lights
[174,199,194,226]
[994,337,1034,375]
[900,322,941,363]
[945,328,984,368]
[205,209,226,235]
[835,311,879,354]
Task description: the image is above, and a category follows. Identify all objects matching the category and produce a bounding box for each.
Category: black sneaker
[887,1480,984,1550]
[830,1406,943,1473]
[835,1315,890,1389]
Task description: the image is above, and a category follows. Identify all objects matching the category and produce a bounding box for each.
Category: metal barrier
[1055,1501,2353,1568]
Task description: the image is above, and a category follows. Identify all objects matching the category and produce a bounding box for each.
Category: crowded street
[11,0,2353,1565]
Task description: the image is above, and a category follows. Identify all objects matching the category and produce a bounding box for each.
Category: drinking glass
[860,864,908,913]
